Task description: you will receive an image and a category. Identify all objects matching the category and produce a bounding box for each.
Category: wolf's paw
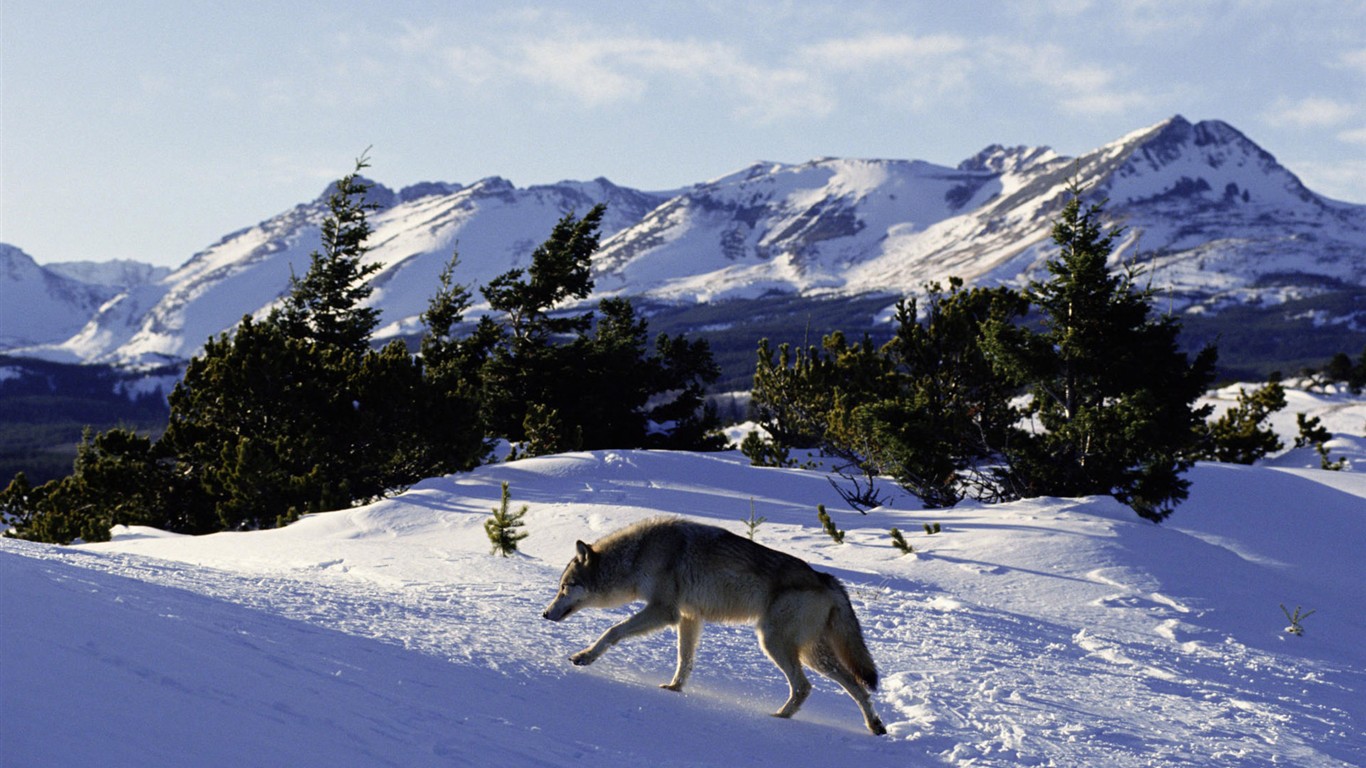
[569,650,597,666]
[660,682,684,692]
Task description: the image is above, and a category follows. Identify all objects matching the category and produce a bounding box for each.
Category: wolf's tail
[819,573,879,691]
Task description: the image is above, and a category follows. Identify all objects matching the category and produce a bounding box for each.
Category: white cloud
[797,32,972,111]
[502,33,833,122]
[1264,97,1357,128]
[801,32,968,69]
[990,42,1151,116]
[1112,0,1214,38]
[1337,126,1366,145]
[1292,158,1366,203]
[514,36,654,105]
[1335,48,1366,76]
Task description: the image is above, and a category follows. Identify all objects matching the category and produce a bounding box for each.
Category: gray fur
[543,517,886,735]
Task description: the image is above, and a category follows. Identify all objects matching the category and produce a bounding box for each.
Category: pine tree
[413,251,491,473]
[478,206,606,443]
[276,152,383,352]
[485,481,529,556]
[816,504,845,544]
[2,428,201,544]
[889,527,913,554]
[477,206,721,453]
[846,281,1028,508]
[1294,412,1345,470]
[1199,377,1286,464]
[983,179,1217,521]
[163,317,353,529]
[162,154,446,530]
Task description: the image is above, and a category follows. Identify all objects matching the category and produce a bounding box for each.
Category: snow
[6,117,1363,367]
[4,396,1365,768]
[0,244,117,349]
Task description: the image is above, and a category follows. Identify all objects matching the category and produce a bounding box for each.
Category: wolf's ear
[575,540,594,564]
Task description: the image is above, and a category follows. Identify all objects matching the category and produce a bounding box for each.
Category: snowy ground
[3,389,1364,767]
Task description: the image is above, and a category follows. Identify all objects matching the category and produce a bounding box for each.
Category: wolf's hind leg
[757,627,811,718]
[661,615,702,691]
[571,603,677,666]
[804,641,887,735]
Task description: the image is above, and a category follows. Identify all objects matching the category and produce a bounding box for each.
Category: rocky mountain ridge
[3,115,1361,368]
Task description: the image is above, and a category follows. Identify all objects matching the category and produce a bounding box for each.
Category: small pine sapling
[743,497,767,541]
[1280,604,1316,636]
[817,504,845,544]
[486,481,529,556]
[923,522,942,535]
[890,527,913,555]
[1295,413,1345,470]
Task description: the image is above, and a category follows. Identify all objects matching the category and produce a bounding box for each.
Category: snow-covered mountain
[41,259,172,290]
[593,116,1365,304]
[4,116,1362,367]
[0,245,167,348]
[7,177,668,365]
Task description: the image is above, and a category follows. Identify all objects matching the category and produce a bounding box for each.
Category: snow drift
[4,391,1364,766]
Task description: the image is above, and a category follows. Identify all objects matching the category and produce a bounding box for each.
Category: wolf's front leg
[661,615,702,691]
[571,603,677,666]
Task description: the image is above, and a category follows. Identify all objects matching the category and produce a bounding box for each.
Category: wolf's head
[542,540,597,621]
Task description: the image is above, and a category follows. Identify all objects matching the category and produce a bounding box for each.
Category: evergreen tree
[1199,377,1286,464]
[816,504,845,544]
[162,153,457,530]
[646,330,726,451]
[750,281,1025,508]
[2,428,202,544]
[415,251,492,472]
[485,481,529,556]
[276,153,383,352]
[162,316,355,529]
[752,336,877,452]
[1294,412,1345,470]
[478,206,605,443]
[1316,346,1366,394]
[1,471,106,544]
[983,180,1217,521]
[845,281,1028,507]
[477,206,722,453]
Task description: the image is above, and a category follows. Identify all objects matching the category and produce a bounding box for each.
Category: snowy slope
[0,245,125,348]
[590,158,986,301]
[5,115,1362,367]
[4,399,1364,767]
[594,115,1366,306]
[17,178,667,365]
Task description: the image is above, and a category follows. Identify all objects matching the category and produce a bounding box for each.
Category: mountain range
[3,115,1363,373]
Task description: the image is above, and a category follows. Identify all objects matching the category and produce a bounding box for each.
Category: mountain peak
[317,176,397,210]
[958,144,1057,174]
[1099,114,1312,208]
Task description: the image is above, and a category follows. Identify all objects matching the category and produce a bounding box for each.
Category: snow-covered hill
[3,393,1364,767]
[3,115,1363,367]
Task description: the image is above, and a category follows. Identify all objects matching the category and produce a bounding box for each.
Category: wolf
[542,517,886,735]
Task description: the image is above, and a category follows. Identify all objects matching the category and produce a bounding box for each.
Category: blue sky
[4,1,1365,268]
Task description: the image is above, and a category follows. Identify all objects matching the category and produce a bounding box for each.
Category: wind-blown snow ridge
[4,410,1364,768]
